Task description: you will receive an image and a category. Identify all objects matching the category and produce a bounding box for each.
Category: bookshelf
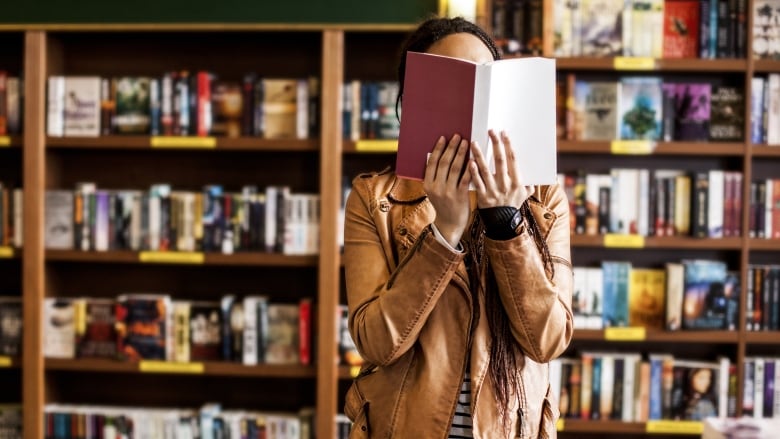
[1,5,777,439]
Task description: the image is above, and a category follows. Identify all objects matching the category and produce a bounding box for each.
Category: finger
[489,129,508,188]
[424,135,447,182]
[501,130,521,188]
[438,134,462,181]
[448,138,470,184]
[469,141,490,196]
[470,141,496,194]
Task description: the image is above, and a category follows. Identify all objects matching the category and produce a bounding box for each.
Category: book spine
[197,71,212,137]
[47,76,66,137]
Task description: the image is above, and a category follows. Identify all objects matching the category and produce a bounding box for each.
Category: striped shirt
[448,371,473,438]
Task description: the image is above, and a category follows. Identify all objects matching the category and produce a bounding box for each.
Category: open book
[396,51,557,185]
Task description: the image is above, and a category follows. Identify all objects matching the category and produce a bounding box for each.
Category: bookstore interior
[0,0,779,437]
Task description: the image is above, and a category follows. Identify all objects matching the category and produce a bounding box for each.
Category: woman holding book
[342,16,573,438]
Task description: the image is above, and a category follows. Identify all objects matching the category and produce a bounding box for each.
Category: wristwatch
[479,206,524,240]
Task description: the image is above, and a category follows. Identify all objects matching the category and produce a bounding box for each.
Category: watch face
[510,210,522,229]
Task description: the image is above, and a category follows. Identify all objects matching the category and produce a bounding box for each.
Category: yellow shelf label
[614,57,656,70]
[350,366,361,378]
[138,251,205,264]
[139,360,204,374]
[150,136,216,149]
[0,356,11,367]
[0,136,10,147]
[611,140,655,155]
[645,420,703,434]
[604,234,645,248]
[556,418,564,431]
[355,140,398,152]
[605,326,647,341]
[0,247,13,258]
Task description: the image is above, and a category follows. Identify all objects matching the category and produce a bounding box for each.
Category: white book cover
[754,357,765,418]
[242,296,261,366]
[637,169,650,236]
[296,79,309,140]
[765,178,773,239]
[265,186,278,252]
[585,267,604,329]
[12,189,22,248]
[622,353,640,422]
[708,170,725,238]
[768,74,780,145]
[63,76,101,137]
[600,354,615,419]
[665,262,684,330]
[47,76,66,137]
[44,190,74,250]
[43,298,75,358]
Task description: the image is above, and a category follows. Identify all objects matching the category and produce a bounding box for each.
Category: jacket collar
[388,176,427,204]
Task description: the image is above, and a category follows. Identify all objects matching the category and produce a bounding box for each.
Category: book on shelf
[114,77,152,134]
[74,298,118,359]
[619,77,663,141]
[43,298,76,359]
[395,51,557,186]
[0,404,21,438]
[115,294,172,361]
[62,77,101,137]
[0,297,22,357]
[753,0,780,60]
[264,303,300,365]
[681,260,729,330]
[188,301,223,362]
[663,0,701,58]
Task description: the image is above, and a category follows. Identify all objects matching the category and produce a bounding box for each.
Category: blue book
[648,355,664,420]
[602,261,631,327]
[751,77,765,144]
[591,356,603,419]
[681,260,728,329]
[619,77,663,140]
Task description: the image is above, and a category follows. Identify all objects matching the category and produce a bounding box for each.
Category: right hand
[423,134,472,248]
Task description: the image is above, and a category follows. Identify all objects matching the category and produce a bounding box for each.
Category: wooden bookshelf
[752,145,780,157]
[557,140,745,156]
[554,57,747,72]
[570,235,744,250]
[45,358,318,378]
[45,249,319,267]
[572,329,740,343]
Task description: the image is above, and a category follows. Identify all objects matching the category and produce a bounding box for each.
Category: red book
[773,180,780,239]
[662,0,701,58]
[395,51,557,185]
[299,298,312,365]
[197,71,212,137]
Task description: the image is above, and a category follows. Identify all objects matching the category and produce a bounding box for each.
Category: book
[189,301,222,361]
[0,404,22,438]
[211,80,243,138]
[663,0,701,58]
[681,260,729,329]
[63,77,101,137]
[628,268,666,329]
[115,294,171,361]
[580,0,623,56]
[674,83,712,141]
[264,303,299,364]
[576,81,621,140]
[709,86,745,141]
[43,298,76,359]
[114,77,151,134]
[262,79,299,139]
[619,77,663,140]
[671,360,721,420]
[75,298,117,359]
[395,51,557,185]
[0,297,22,356]
[753,0,780,59]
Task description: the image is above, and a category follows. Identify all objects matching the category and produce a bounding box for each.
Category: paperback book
[396,51,557,185]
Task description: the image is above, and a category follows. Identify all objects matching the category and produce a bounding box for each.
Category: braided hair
[395,16,559,433]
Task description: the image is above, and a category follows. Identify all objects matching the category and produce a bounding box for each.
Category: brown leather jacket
[343,169,573,439]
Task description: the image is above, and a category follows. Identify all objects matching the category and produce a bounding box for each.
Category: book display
[0,0,777,435]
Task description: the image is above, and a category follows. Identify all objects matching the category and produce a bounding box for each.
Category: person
[683,367,717,420]
[342,16,573,439]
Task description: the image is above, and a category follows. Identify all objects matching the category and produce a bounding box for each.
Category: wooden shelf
[744,331,780,344]
[752,145,780,157]
[571,235,743,250]
[753,59,780,73]
[574,329,739,343]
[0,356,21,368]
[558,140,744,156]
[748,239,780,251]
[45,358,317,378]
[45,249,319,267]
[555,57,747,72]
[559,420,648,434]
[46,136,320,152]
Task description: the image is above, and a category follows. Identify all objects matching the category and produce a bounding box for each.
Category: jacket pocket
[345,383,370,438]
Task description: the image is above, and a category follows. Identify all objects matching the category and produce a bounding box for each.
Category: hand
[469,130,534,209]
[424,134,472,248]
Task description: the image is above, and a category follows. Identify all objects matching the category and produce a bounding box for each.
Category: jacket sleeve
[342,180,465,367]
[484,184,574,363]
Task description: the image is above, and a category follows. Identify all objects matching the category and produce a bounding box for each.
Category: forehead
[426,32,494,64]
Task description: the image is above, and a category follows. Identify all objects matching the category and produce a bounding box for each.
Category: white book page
[480,57,557,186]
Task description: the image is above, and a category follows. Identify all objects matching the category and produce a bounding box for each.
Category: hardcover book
[681,260,729,329]
[576,81,621,140]
[265,303,299,365]
[628,268,666,329]
[709,86,745,141]
[0,297,22,356]
[619,77,663,140]
[115,294,171,361]
[63,76,101,137]
[44,190,74,250]
[262,79,298,139]
[663,0,701,58]
[580,0,624,56]
[753,0,780,59]
[211,80,243,138]
[395,51,557,185]
[114,77,151,134]
[43,298,75,359]
[189,301,222,361]
[75,298,117,359]
[673,83,712,141]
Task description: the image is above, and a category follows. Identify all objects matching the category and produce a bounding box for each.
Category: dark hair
[395,16,501,120]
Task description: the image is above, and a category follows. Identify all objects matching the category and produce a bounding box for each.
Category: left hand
[469,129,534,209]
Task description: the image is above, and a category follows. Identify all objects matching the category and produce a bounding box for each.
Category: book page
[478,57,557,186]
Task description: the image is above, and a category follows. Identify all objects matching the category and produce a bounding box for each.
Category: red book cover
[299,298,312,365]
[773,179,780,238]
[663,0,701,58]
[395,51,557,185]
[197,71,211,137]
